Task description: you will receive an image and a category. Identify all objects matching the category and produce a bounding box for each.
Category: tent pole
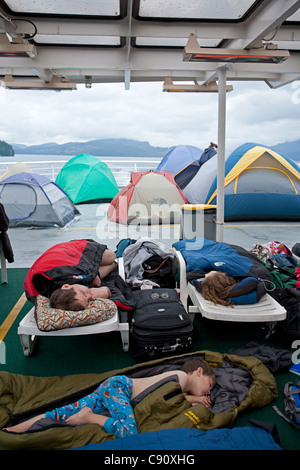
[216,66,227,242]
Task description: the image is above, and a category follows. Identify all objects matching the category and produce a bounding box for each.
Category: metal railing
[0,158,160,186]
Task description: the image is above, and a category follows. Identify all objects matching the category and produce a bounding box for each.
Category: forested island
[0,140,14,156]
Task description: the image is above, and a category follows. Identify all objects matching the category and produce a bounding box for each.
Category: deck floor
[6,202,300,268]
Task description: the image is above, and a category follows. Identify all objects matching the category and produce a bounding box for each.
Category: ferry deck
[0,0,300,451]
[1,205,300,450]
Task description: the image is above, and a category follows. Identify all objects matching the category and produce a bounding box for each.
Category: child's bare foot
[3,413,46,433]
[65,407,93,426]
[3,422,28,433]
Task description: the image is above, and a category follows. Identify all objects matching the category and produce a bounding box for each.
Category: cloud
[0,79,298,155]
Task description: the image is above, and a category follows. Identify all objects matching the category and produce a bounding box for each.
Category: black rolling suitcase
[131,288,193,360]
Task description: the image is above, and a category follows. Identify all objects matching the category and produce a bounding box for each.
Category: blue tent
[156,145,203,189]
[183,142,300,221]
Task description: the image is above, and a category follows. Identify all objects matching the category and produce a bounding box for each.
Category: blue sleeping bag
[71,426,281,450]
[173,238,269,278]
[173,238,271,304]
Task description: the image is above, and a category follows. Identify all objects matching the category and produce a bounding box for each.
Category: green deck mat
[0,268,299,450]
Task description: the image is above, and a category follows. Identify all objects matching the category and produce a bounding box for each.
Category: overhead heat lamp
[163,77,233,92]
[1,75,77,90]
[0,34,37,58]
[183,34,289,64]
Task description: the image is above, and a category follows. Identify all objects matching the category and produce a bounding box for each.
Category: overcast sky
[0,79,299,156]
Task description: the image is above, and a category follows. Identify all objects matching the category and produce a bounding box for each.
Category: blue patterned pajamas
[45,375,137,438]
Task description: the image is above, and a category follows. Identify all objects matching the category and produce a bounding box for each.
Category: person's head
[181,358,216,396]
[200,270,237,306]
[50,284,93,311]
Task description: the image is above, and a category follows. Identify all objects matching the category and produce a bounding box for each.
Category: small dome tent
[0,172,80,227]
[107,171,188,225]
[183,143,300,221]
[156,145,203,189]
[55,154,118,204]
[0,162,32,181]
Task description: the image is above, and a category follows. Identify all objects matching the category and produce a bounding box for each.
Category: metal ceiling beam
[0,44,297,72]
[0,17,244,40]
[30,68,53,82]
[226,0,300,49]
[1,10,299,44]
[265,72,300,88]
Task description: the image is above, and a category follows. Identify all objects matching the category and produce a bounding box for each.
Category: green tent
[55,154,118,204]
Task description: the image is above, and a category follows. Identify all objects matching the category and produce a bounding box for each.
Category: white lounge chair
[173,248,287,323]
[18,258,130,356]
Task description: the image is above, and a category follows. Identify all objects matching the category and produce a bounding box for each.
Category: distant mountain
[11,138,300,161]
[12,139,172,158]
[272,139,300,161]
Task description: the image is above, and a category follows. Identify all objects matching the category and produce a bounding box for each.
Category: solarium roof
[0,0,299,90]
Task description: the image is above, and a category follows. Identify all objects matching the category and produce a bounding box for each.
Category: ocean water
[0,154,162,188]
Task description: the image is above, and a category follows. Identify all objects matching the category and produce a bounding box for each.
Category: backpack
[273,381,300,428]
[260,259,297,289]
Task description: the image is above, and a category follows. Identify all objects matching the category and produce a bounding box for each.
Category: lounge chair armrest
[172,248,188,310]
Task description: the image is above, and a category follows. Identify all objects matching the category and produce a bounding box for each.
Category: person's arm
[184,394,211,407]
[91,276,101,287]
[89,286,111,299]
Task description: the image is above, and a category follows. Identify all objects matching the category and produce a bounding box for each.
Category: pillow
[227,277,259,298]
[229,277,266,305]
[35,295,117,331]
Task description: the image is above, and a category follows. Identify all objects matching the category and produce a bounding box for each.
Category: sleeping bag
[71,425,281,451]
[0,350,277,450]
[173,238,271,280]
[24,239,108,302]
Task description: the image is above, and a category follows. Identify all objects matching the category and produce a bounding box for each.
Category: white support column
[216,66,227,242]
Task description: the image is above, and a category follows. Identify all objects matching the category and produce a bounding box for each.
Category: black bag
[270,288,300,342]
[273,381,300,428]
[142,255,174,288]
[131,288,193,360]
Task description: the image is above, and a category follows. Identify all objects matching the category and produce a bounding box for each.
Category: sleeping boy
[3,358,216,438]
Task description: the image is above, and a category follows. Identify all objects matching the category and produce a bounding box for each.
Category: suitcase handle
[146,337,192,357]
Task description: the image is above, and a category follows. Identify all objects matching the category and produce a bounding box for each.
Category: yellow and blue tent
[183,142,300,221]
